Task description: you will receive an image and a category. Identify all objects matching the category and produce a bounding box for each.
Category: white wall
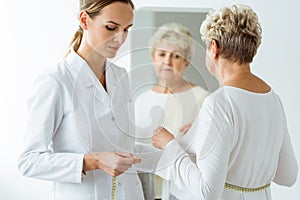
[1,0,299,199]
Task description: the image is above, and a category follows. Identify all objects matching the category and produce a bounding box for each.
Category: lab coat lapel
[105,61,118,99]
[91,61,111,109]
[93,83,111,109]
[70,54,134,153]
[107,63,135,151]
[68,51,121,152]
[88,61,125,151]
[73,63,116,152]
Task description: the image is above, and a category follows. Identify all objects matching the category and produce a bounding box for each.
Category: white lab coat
[18,50,144,200]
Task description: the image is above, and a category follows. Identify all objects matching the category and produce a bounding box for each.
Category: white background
[0,0,299,199]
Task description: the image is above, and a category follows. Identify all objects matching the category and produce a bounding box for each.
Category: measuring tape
[111,176,117,200]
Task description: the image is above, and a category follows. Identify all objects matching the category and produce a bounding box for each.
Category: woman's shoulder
[200,87,227,108]
[135,89,156,101]
[31,59,75,97]
[134,89,168,106]
[28,68,64,105]
[189,85,210,103]
[38,58,74,83]
[192,85,209,95]
[34,62,65,85]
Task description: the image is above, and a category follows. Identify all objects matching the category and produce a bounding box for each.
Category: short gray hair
[149,23,194,60]
[200,4,262,64]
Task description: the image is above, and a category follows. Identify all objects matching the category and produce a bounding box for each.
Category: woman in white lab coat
[152,4,298,200]
[18,0,144,199]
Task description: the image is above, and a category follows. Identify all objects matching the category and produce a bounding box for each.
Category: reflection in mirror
[129,7,219,100]
[129,7,219,200]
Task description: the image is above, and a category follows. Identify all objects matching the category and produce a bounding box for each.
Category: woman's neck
[77,45,106,82]
[153,77,193,94]
[217,59,270,93]
[217,59,251,86]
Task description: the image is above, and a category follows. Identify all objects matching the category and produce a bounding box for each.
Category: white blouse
[134,86,209,199]
[154,86,298,200]
[135,86,209,142]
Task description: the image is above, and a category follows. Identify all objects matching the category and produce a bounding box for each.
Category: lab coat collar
[65,49,118,89]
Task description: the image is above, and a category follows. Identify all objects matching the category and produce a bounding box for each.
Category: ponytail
[65,0,135,57]
[65,26,83,56]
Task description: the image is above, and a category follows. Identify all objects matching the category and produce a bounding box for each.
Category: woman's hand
[83,152,141,177]
[179,121,193,134]
[152,126,175,149]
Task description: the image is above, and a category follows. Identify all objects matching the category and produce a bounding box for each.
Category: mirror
[128,7,219,99]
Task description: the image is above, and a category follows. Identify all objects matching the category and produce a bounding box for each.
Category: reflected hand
[84,152,141,177]
[152,126,175,149]
[179,121,193,134]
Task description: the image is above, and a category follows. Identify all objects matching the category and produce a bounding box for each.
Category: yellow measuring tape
[225,182,270,192]
[111,176,117,200]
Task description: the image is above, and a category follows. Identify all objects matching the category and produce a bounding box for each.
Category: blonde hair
[149,23,194,60]
[200,4,262,64]
[66,0,134,56]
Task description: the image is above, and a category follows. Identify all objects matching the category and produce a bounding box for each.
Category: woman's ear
[211,40,219,58]
[184,59,190,68]
[151,51,156,62]
[79,11,88,30]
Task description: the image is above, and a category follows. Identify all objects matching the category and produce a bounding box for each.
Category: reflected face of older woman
[152,42,189,81]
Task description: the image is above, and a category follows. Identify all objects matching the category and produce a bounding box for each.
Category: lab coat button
[111,117,115,121]
[118,182,122,186]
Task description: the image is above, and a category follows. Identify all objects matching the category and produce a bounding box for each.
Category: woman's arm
[18,73,84,183]
[273,131,298,186]
[152,95,234,200]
